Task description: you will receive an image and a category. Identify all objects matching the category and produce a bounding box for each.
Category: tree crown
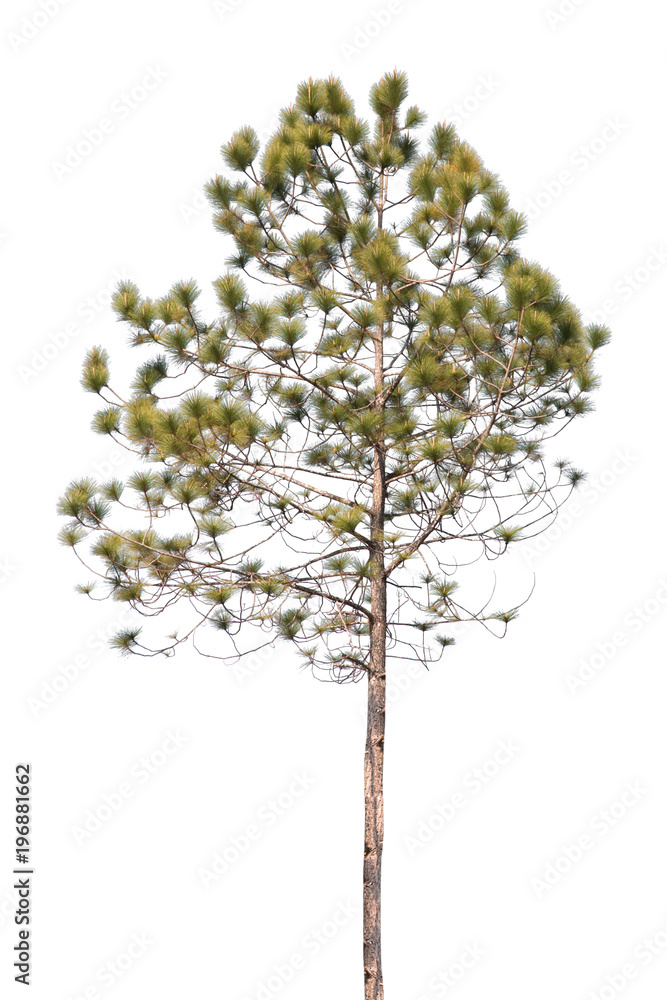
[58,69,609,680]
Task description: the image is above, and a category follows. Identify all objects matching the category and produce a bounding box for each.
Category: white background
[2,1,666,998]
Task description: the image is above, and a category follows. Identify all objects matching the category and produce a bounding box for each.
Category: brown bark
[363,618,386,1000]
[364,158,387,999]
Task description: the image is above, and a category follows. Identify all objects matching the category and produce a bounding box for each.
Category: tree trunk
[364,621,386,1000]
[364,152,388,1000]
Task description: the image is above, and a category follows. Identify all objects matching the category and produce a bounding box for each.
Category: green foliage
[112,280,141,319]
[494,525,523,544]
[484,434,517,456]
[58,478,109,525]
[81,347,110,394]
[110,628,142,654]
[491,609,520,624]
[58,524,87,547]
[92,406,122,435]
[57,68,608,676]
[276,608,310,641]
[100,479,124,502]
[131,356,169,397]
[221,126,260,172]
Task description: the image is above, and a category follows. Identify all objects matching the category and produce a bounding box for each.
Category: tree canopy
[58,69,609,681]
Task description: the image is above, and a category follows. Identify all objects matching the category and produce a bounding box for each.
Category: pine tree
[58,69,609,1000]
